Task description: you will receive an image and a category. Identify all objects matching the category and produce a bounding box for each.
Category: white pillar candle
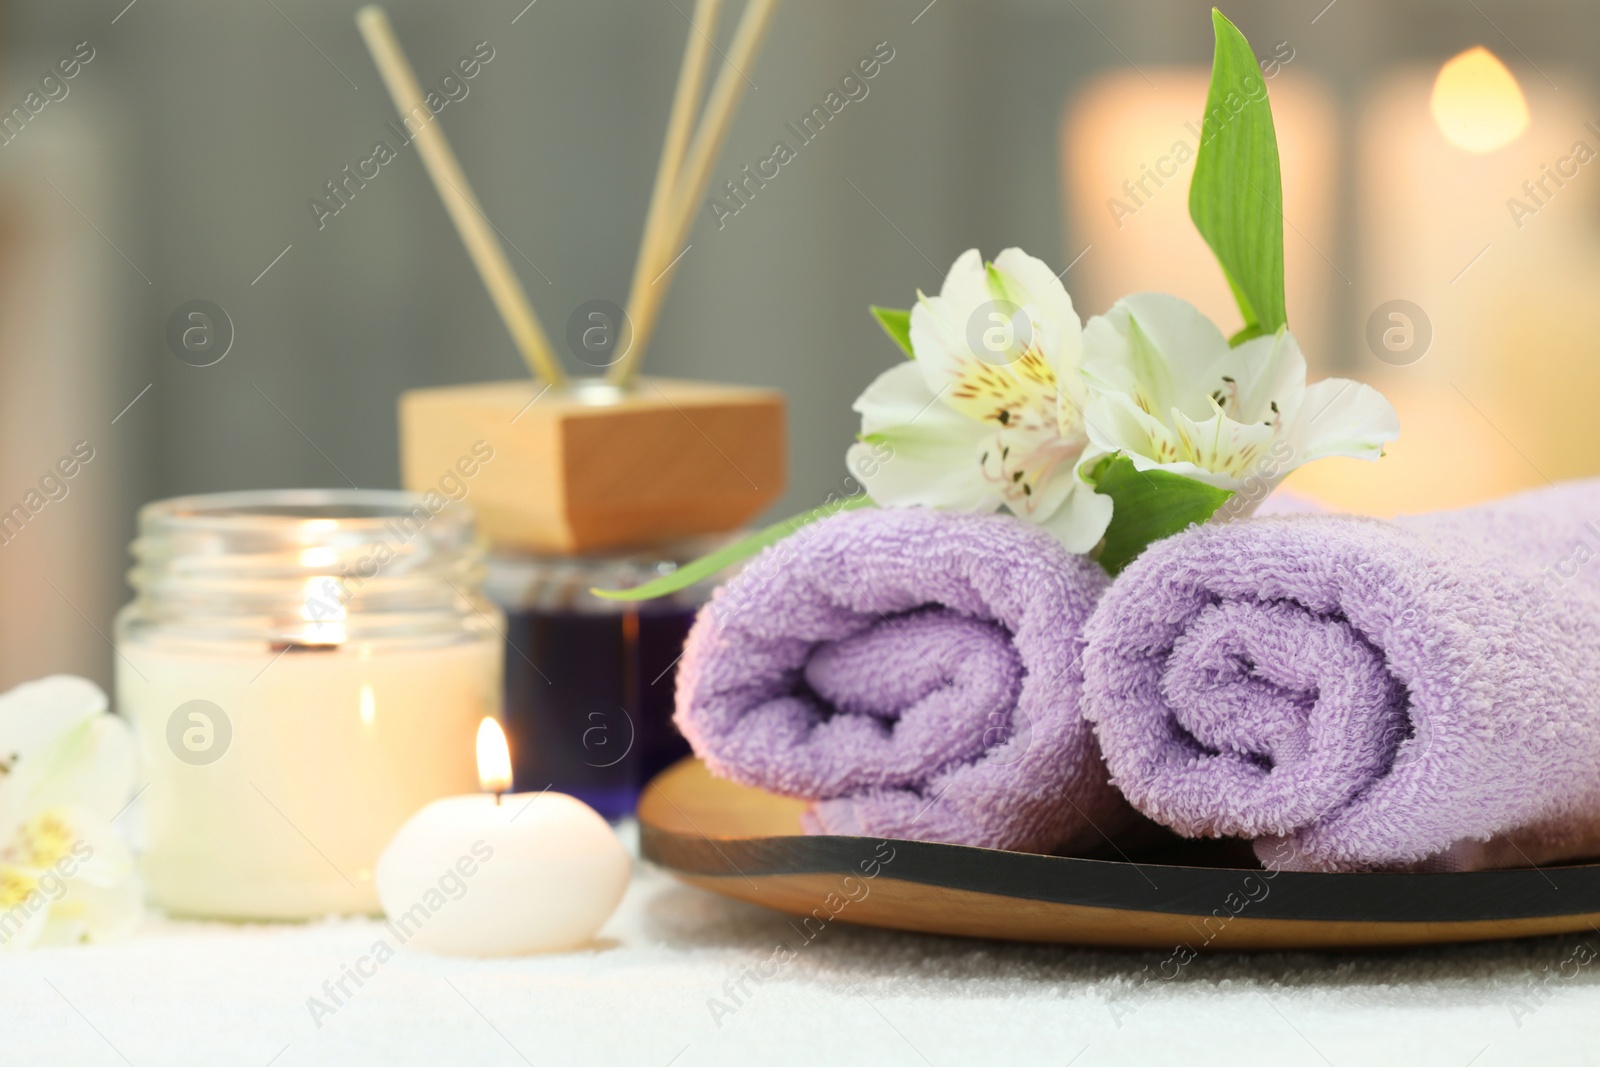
[375,718,630,956]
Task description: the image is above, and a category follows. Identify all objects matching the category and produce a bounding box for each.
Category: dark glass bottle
[485,546,715,819]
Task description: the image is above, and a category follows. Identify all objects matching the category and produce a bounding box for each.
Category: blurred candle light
[1431,47,1530,153]
[1286,56,1600,515]
[1061,68,1339,368]
[298,576,348,646]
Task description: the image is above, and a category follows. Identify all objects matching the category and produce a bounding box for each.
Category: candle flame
[1431,46,1529,153]
[297,576,348,645]
[298,546,338,568]
[476,717,513,795]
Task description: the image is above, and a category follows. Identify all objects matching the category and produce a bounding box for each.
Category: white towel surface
[3,824,1596,1066]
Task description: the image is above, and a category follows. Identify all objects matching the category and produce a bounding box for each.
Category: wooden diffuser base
[399,377,785,555]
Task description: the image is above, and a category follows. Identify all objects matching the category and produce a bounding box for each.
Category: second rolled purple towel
[675,507,1129,854]
[1082,479,1600,872]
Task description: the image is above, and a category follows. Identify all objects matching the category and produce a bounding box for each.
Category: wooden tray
[639,759,1600,950]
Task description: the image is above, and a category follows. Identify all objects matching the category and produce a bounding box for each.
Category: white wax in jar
[375,792,629,956]
[118,637,500,919]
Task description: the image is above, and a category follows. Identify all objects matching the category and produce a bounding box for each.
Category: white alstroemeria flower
[0,676,141,951]
[1080,293,1399,505]
[846,248,1113,553]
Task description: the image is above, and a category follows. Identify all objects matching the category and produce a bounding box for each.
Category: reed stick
[622,0,722,362]
[609,0,780,387]
[356,5,566,386]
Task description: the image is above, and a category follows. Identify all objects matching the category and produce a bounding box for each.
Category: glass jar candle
[486,544,717,820]
[115,490,502,920]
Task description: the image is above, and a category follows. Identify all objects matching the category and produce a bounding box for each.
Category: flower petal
[1117,452,1243,492]
[1030,481,1114,555]
[847,429,997,513]
[0,867,52,950]
[37,863,142,947]
[908,249,1075,437]
[27,808,141,947]
[1170,405,1278,483]
[850,363,1000,511]
[1213,329,1307,426]
[0,677,133,843]
[990,250,1089,436]
[10,714,136,835]
[1083,293,1230,422]
[991,247,1083,365]
[1289,378,1400,463]
[852,360,939,431]
[979,424,1087,520]
[909,300,1059,432]
[935,248,988,311]
[1084,391,1188,468]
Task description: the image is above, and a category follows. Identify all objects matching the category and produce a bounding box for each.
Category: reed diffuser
[358,3,785,555]
[356,4,785,810]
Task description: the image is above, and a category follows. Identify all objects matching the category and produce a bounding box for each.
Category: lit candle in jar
[375,717,630,956]
[116,490,503,920]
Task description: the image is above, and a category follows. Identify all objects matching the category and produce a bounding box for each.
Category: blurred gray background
[1,0,1596,689]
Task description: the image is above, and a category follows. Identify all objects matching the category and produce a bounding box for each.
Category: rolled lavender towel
[675,507,1129,854]
[1083,478,1600,872]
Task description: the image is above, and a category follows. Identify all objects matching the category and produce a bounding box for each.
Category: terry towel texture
[675,507,1128,854]
[1083,478,1600,872]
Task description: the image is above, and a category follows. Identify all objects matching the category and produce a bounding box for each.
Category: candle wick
[494,791,503,806]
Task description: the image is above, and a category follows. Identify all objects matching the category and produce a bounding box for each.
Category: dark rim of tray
[640,823,1600,924]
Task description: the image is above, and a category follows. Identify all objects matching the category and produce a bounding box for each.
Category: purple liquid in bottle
[487,549,710,819]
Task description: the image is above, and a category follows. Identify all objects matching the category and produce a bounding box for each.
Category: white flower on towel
[0,677,141,950]
[846,248,1113,553]
[1080,293,1399,503]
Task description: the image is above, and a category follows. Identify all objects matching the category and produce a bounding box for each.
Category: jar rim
[140,488,475,533]
[123,489,492,646]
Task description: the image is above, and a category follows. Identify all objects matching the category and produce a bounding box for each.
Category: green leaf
[870,306,914,358]
[1228,322,1270,346]
[1088,454,1233,576]
[592,494,876,601]
[1189,8,1286,345]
